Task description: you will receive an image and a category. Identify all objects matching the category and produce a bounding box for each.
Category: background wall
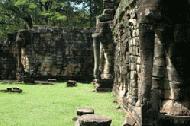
[0,27,93,81]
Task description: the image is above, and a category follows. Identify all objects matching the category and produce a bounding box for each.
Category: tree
[0,0,103,39]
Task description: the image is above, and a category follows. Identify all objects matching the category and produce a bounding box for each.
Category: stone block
[129,55,136,63]
[131,38,136,46]
[153,57,165,67]
[0,87,22,93]
[77,108,94,116]
[136,65,141,73]
[132,29,139,37]
[129,19,137,26]
[103,3,114,9]
[99,14,114,22]
[96,88,112,92]
[135,47,140,56]
[131,88,138,97]
[152,65,165,78]
[123,114,136,126]
[130,79,137,88]
[170,81,183,88]
[130,63,136,71]
[67,80,77,87]
[11,87,23,93]
[170,86,183,101]
[129,39,133,46]
[152,77,161,89]
[121,65,128,74]
[130,71,137,80]
[159,114,190,126]
[161,89,171,100]
[167,66,181,82]
[136,56,141,64]
[95,79,113,92]
[154,44,165,58]
[76,114,112,126]
[103,0,114,2]
[103,9,115,15]
[130,10,137,19]
[47,79,57,82]
[132,46,137,55]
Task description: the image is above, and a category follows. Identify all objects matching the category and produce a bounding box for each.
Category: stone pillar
[139,23,155,126]
[16,32,24,81]
[151,27,166,125]
[159,23,190,125]
[167,24,184,102]
[139,23,155,104]
[17,42,22,70]
[101,42,114,79]
[92,33,101,79]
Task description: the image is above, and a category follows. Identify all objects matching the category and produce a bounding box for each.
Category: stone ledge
[160,100,190,116]
[159,114,190,126]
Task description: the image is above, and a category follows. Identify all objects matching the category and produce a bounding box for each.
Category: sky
[70,2,89,11]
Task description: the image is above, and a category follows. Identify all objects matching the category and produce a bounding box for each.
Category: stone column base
[160,100,190,116]
[93,79,113,92]
[123,108,142,126]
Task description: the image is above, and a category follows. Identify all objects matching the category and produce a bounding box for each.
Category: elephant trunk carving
[92,33,101,79]
[92,0,114,91]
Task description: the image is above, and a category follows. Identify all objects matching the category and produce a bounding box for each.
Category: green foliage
[0,0,102,39]
[0,83,124,126]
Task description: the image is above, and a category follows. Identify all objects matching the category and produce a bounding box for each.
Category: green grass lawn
[0,82,124,126]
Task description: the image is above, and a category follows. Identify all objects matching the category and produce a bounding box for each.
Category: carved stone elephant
[15,30,37,82]
[92,18,114,80]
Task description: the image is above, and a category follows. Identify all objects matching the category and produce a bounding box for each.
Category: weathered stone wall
[0,27,93,81]
[113,0,140,101]
[111,0,190,126]
[0,42,16,80]
[112,1,142,125]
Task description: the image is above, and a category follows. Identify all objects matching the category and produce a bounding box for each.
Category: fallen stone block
[77,108,94,116]
[48,79,57,82]
[35,81,54,85]
[0,87,22,93]
[76,114,112,126]
[6,87,12,92]
[67,80,77,87]
[11,87,23,93]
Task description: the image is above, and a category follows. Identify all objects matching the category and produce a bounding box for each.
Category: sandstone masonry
[0,27,93,81]
[93,0,190,125]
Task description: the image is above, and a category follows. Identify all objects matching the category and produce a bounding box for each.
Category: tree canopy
[0,0,103,39]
